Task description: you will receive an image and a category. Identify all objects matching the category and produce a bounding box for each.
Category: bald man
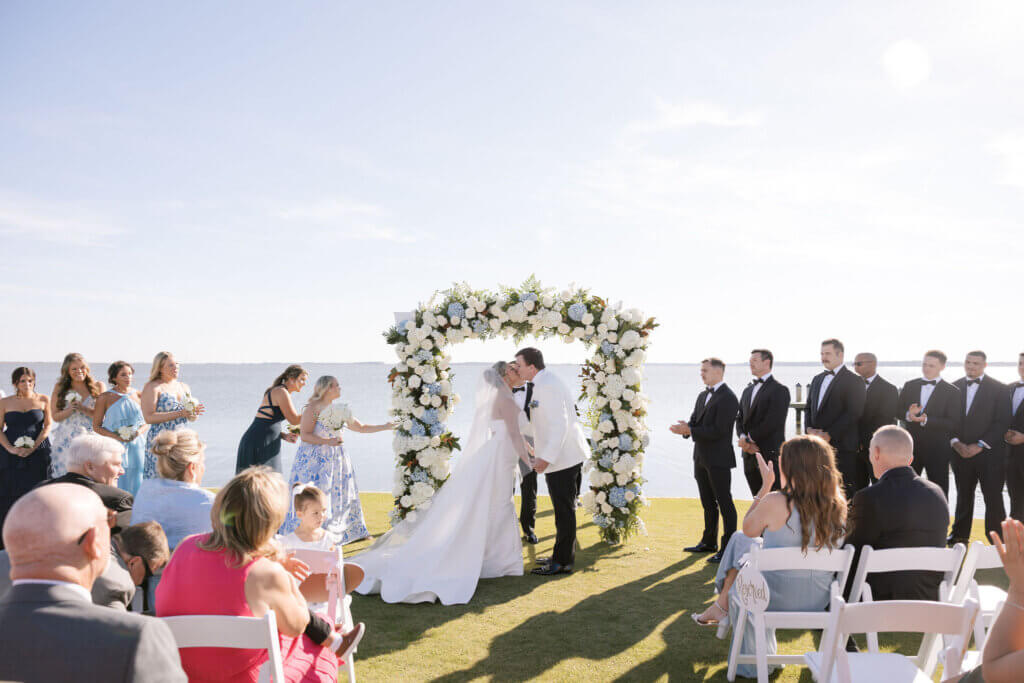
[853,353,899,486]
[843,425,950,602]
[0,484,185,682]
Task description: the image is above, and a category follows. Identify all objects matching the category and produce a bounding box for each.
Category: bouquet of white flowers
[117,426,137,442]
[182,393,200,416]
[13,436,33,449]
[64,391,82,405]
[318,403,353,433]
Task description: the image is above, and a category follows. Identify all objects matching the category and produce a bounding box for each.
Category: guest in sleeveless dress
[280,376,394,544]
[0,367,53,549]
[142,351,204,480]
[691,436,848,679]
[48,353,105,478]
[94,361,149,495]
[236,365,307,474]
[156,467,365,682]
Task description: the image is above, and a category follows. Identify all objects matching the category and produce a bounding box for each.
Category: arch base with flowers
[383,277,657,545]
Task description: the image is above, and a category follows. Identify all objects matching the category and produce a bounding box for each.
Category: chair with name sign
[289,546,358,683]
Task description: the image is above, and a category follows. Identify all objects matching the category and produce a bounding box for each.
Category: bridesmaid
[235,364,307,474]
[280,375,393,543]
[0,367,53,549]
[94,361,149,495]
[48,353,105,477]
[142,351,204,480]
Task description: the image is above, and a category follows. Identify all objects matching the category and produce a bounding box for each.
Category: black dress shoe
[531,562,572,576]
[708,551,724,564]
[523,532,539,544]
[684,542,717,553]
[534,556,552,565]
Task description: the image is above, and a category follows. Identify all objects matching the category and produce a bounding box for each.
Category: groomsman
[853,352,899,485]
[735,349,790,495]
[671,358,739,563]
[805,339,866,501]
[898,350,960,499]
[949,351,1009,545]
[1005,353,1024,520]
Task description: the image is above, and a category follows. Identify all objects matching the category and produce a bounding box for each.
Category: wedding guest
[898,350,960,498]
[0,484,186,682]
[94,361,149,495]
[39,433,134,532]
[131,429,214,550]
[949,351,1009,545]
[156,467,365,680]
[49,353,105,477]
[1005,353,1024,520]
[735,349,790,495]
[507,362,539,544]
[853,352,899,485]
[690,437,847,679]
[671,358,739,563]
[142,351,204,481]
[283,484,337,551]
[0,367,53,549]
[280,376,394,543]
[805,339,866,501]
[236,364,307,474]
[843,425,949,601]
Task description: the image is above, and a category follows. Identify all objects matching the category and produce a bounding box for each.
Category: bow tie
[823,370,835,376]
[966,379,981,386]
[512,386,525,393]
[705,386,716,394]
[863,378,871,386]
[922,379,937,386]
[751,378,764,385]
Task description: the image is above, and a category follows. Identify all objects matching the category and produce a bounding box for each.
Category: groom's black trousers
[546,463,582,566]
[520,471,537,536]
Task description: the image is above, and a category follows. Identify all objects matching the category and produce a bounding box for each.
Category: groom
[513,347,588,576]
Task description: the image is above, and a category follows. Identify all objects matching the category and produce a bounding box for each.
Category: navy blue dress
[0,409,52,549]
[235,389,286,474]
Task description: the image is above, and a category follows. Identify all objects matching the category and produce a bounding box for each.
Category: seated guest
[0,484,185,682]
[38,433,134,531]
[156,466,365,682]
[844,424,950,601]
[132,429,214,550]
[691,436,847,679]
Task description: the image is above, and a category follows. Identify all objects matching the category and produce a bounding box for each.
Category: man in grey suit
[0,484,186,682]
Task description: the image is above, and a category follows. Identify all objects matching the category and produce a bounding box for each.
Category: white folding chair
[950,541,1008,669]
[805,596,978,683]
[290,547,357,683]
[845,543,966,671]
[162,612,286,683]
[725,541,856,683]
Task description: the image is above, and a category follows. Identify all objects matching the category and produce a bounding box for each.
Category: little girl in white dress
[281,484,338,613]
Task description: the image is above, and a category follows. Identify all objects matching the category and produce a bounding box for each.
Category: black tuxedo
[37,472,133,532]
[950,376,1009,541]
[735,375,789,495]
[898,378,960,498]
[843,466,950,601]
[684,383,739,550]
[1006,382,1024,520]
[858,376,899,484]
[806,365,867,500]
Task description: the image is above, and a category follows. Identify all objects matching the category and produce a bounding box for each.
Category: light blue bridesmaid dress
[102,391,146,495]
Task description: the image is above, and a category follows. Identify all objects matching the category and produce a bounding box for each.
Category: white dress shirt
[704,380,725,406]
[817,367,840,409]
[12,579,92,602]
[919,377,938,410]
[512,382,533,438]
[864,374,877,387]
[1014,383,1024,417]
[952,376,990,449]
[750,373,772,404]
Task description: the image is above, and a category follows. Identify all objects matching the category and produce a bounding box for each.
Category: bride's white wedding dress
[352,369,529,605]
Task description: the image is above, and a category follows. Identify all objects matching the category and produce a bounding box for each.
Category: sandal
[691,600,728,626]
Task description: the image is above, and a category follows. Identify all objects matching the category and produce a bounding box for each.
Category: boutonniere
[529,400,540,409]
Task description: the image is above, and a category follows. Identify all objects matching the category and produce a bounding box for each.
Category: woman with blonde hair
[280,375,393,544]
[48,352,105,477]
[142,351,204,481]
[235,364,307,474]
[691,435,848,678]
[156,467,365,682]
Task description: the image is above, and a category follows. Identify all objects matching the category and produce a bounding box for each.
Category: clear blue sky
[2,2,1021,364]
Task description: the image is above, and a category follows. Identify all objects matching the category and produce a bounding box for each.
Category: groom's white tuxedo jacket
[529,369,589,474]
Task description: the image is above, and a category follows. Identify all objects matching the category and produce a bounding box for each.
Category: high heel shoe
[691,600,728,627]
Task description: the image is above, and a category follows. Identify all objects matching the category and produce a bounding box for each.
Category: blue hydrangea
[521,292,538,302]
[471,320,487,334]
[600,411,612,423]
[601,340,615,356]
[446,302,465,320]
[619,434,633,451]
[397,320,410,335]
[410,468,429,483]
[429,423,445,437]
[415,349,433,362]
[609,487,628,507]
[422,408,439,425]
[426,383,442,396]
[594,514,612,528]
[408,422,426,437]
[598,454,613,468]
[567,302,587,321]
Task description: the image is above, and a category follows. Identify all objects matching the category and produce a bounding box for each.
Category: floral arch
[383,278,657,544]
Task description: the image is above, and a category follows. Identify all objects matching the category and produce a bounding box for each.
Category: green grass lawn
[342,493,1003,682]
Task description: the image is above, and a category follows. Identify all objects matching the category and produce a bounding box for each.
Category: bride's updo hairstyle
[307,375,336,405]
[152,429,204,481]
[200,466,288,567]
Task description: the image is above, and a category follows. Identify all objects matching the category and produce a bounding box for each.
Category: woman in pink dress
[156,466,365,683]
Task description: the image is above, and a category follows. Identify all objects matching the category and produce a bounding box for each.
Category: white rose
[440,380,452,395]
[474,301,486,312]
[610,399,622,411]
[405,511,418,523]
[400,495,413,507]
[596,490,607,503]
[430,436,441,447]
[622,367,641,386]
[430,395,442,408]
[589,470,605,486]
[625,490,636,502]
[600,502,613,514]
[622,388,636,401]
[420,394,431,405]
[557,323,570,335]
[408,375,422,388]
[523,299,535,311]
[584,325,595,335]
[619,330,642,350]
[541,294,554,308]
[413,406,425,419]
[607,317,619,330]
[595,396,608,409]
[489,319,501,331]
[465,307,476,319]
[581,312,594,325]
[571,326,585,339]
[414,365,426,376]
[423,368,438,384]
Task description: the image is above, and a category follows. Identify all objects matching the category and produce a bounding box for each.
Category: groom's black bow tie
[512,386,526,393]
[922,379,937,386]
[967,378,981,386]
[751,378,764,385]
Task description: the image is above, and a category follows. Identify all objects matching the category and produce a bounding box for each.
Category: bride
[352,361,531,605]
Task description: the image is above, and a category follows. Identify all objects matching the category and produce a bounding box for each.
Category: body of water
[3,360,1018,518]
